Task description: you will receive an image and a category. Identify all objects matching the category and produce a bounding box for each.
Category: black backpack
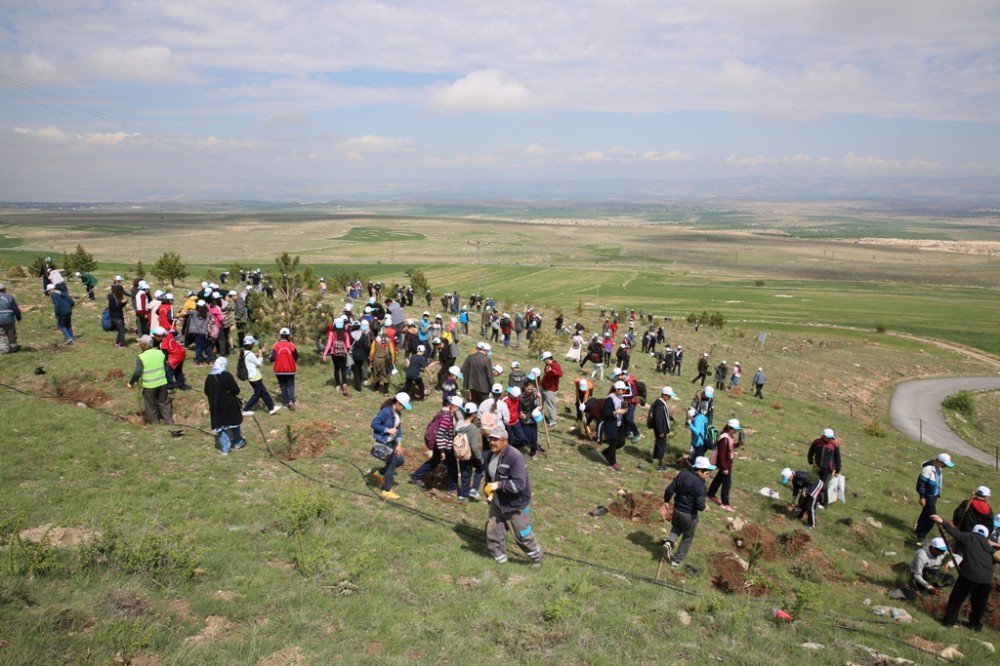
[635,380,647,406]
[236,351,249,381]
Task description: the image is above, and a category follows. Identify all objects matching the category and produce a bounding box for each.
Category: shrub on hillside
[874,322,887,333]
[863,419,886,438]
[942,391,975,417]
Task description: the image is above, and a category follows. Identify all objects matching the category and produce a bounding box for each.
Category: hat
[687,407,696,417]
[488,425,509,440]
[462,402,478,415]
[491,383,503,394]
[930,537,947,551]
[0,283,5,290]
[610,367,623,377]
[163,293,173,300]
[243,335,256,346]
[704,386,714,398]
[279,327,291,336]
[936,452,954,467]
[359,320,370,330]
[507,386,522,398]
[613,380,627,390]
[449,365,463,378]
[660,386,677,399]
[74,271,81,277]
[603,332,610,337]
[114,275,123,282]
[733,361,740,366]
[540,351,553,360]
[151,326,167,336]
[368,297,376,304]
[511,361,521,369]
[976,485,991,498]
[433,337,442,344]
[530,367,541,378]
[703,352,708,357]
[435,314,442,319]
[823,428,835,439]
[423,310,430,316]
[757,367,762,372]
[972,525,989,537]
[364,306,372,313]
[721,360,727,365]
[780,468,793,484]
[531,407,544,423]
[228,290,237,296]
[448,395,465,408]
[493,364,504,374]
[394,392,412,410]
[578,379,589,391]
[727,418,741,431]
[344,303,353,311]
[451,317,458,324]
[692,456,717,471]
[138,334,153,347]
[417,344,426,353]
[383,315,392,325]
[995,513,1000,529]
[334,317,345,330]
[477,342,491,351]
[187,290,196,296]
[138,281,149,290]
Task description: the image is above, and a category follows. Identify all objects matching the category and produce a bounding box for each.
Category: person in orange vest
[269,327,299,411]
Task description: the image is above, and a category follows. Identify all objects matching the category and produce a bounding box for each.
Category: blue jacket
[50,291,74,317]
[916,460,942,499]
[371,405,401,445]
[484,444,531,512]
[663,469,707,516]
[688,413,708,448]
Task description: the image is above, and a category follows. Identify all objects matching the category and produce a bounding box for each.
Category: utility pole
[467,240,490,297]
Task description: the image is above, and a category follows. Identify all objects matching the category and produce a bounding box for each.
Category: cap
[114,275,123,282]
[930,537,947,550]
[364,306,372,314]
[74,271,81,277]
[462,402,478,415]
[435,314,442,319]
[610,367,623,377]
[703,352,709,357]
[359,320,370,330]
[511,361,521,369]
[0,283,6,290]
[507,386,522,398]
[721,360,727,365]
[540,351,553,360]
[995,514,1000,528]
[530,367,541,378]
[493,364,504,374]
[151,326,167,336]
[976,485,991,498]
[613,380,627,390]
[578,379,589,390]
[344,303,353,311]
[423,310,430,316]
[780,468,793,484]
[972,525,989,537]
[823,428,835,439]
[228,290,237,296]
[433,337,442,344]
[687,407,696,417]
[491,383,503,394]
[704,386,714,398]
[937,452,954,467]
[660,386,677,398]
[692,456,717,471]
[488,425,508,440]
[727,419,741,431]
[394,392,412,410]
[417,344,426,353]
[449,365,463,378]
[603,332,610,337]
[243,335,256,346]
[448,395,465,408]
[163,293,173,300]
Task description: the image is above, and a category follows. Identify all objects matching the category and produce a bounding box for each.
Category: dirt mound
[735,523,779,560]
[609,491,663,523]
[53,378,112,408]
[781,530,812,556]
[710,552,768,596]
[104,369,124,381]
[779,530,841,581]
[287,420,336,459]
[920,579,1000,631]
[19,524,98,548]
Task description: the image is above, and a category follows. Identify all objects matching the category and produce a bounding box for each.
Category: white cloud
[82,131,138,146]
[338,134,411,160]
[14,126,75,142]
[432,69,535,112]
[89,45,195,83]
[643,150,693,162]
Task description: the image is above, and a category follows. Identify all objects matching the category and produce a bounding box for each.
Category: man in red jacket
[155,327,190,391]
[539,351,563,429]
[706,419,742,512]
[269,327,299,411]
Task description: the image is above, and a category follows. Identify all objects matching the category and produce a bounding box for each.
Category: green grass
[0,234,24,248]
[1,264,998,663]
[70,224,144,234]
[943,389,1000,459]
[334,226,427,243]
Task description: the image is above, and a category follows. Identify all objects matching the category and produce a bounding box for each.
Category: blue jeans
[194,333,213,364]
[276,374,295,405]
[459,457,484,498]
[380,453,405,491]
[411,448,458,491]
[216,425,244,453]
[915,495,938,540]
[56,314,73,342]
[244,379,275,411]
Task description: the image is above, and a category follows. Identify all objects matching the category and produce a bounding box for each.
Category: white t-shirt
[478,397,511,425]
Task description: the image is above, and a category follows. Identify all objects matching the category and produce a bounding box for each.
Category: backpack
[453,431,472,461]
[815,441,838,473]
[645,405,655,429]
[635,380,647,406]
[101,308,113,331]
[704,423,719,450]
[236,351,249,381]
[332,334,347,357]
[424,410,449,450]
[479,402,500,435]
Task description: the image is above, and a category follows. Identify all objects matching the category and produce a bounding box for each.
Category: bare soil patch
[184,615,233,645]
[609,491,663,523]
[779,530,841,581]
[19,524,98,548]
[710,552,768,596]
[287,420,336,459]
[52,376,112,408]
[734,523,779,561]
[104,369,124,381]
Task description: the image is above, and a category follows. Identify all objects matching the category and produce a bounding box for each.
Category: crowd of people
[5,261,998,629]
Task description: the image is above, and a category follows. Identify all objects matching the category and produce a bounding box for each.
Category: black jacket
[942,522,996,584]
[204,372,243,429]
[650,397,672,438]
[663,469,707,516]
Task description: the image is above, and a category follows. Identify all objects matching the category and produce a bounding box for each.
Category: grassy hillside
[1,266,998,664]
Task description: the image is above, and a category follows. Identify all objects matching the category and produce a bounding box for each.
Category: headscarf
[210,357,228,375]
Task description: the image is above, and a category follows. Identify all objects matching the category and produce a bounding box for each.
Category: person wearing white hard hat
[952,486,993,534]
[600,381,630,470]
[240,336,281,416]
[911,537,958,595]
[915,453,955,545]
[661,456,716,568]
[369,393,413,500]
[403,344,430,401]
[706,419,742,512]
[807,428,841,508]
[692,352,710,386]
[410,395,464,494]
[931,513,998,631]
[650,386,678,471]
[460,341,494,404]
[780,468,825,529]
[269,328,299,411]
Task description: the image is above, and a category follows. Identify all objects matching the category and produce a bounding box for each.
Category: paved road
[890,376,1000,467]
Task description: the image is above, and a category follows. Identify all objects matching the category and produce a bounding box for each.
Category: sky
[0,0,998,201]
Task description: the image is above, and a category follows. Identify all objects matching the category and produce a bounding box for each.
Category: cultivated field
[0,204,998,664]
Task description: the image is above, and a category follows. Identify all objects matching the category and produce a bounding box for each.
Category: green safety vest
[139,348,168,389]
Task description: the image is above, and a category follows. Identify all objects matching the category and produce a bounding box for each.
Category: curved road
[891,376,1000,467]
